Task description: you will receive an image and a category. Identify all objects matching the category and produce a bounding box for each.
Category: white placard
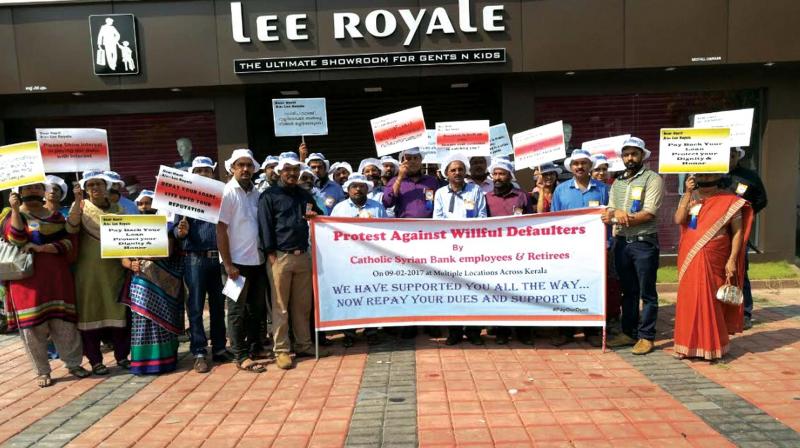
[152,165,226,224]
[489,124,513,157]
[693,108,754,147]
[35,128,110,173]
[272,98,328,137]
[581,134,630,172]
[435,120,490,156]
[370,106,427,157]
[512,121,566,170]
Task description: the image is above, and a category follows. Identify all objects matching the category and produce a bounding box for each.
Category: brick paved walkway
[0,288,795,447]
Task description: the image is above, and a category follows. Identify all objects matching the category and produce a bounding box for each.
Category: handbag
[96,48,106,66]
[715,279,743,306]
[0,240,33,281]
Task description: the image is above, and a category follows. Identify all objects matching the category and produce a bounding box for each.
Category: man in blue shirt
[551,149,608,347]
[331,173,386,347]
[175,156,232,373]
[435,153,487,346]
[300,144,345,215]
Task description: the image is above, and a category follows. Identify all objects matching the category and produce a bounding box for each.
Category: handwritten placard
[0,141,47,191]
[272,98,328,137]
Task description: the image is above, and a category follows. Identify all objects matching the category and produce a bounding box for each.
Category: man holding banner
[434,153,488,345]
[485,158,534,345]
[551,149,609,347]
[258,152,325,370]
[302,146,345,214]
[603,137,664,355]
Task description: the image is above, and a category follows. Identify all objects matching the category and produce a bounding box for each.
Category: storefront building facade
[0,0,798,260]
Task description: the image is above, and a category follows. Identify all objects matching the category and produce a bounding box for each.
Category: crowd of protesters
[0,133,767,386]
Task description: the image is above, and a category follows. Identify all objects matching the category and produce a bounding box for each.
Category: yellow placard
[100,214,169,259]
[0,141,47,191]
[659,127,731,174]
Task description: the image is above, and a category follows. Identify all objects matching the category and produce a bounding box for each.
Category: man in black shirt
[721,147,768,329]
[258,152,324,370]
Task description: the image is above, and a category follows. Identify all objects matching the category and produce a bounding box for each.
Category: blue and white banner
[311,210,606,331]
[272,98,328,136]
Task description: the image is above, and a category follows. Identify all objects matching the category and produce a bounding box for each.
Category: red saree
[674,193,753,360]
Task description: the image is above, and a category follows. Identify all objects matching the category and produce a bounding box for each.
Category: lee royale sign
[231,0,508,74]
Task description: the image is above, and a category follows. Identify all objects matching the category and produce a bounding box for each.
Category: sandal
[69,366,91,378]
[37,374,52,388]
[236,359,266,373]
[92,363,110,375]
[117,359,131,370]
[672,353,686,360]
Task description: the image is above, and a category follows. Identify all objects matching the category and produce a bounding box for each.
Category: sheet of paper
[222,275,246,302]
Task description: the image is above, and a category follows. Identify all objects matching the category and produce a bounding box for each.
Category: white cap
[299,165,317,181]
[342,173,374,193]
[591,154,610,170]
[400,147,421,160]
[488,159,516,181]
[618,136,651,160]
[538,162,563,175]
[276,152,303,172]
[103,171,125,188]
[135,189,154,203]
[305,153,330,170]
[380,156,400,169]
[79,170,113,190]
[330,162,353,176]
[45,175,69,202]
[358,158,382,173]
[191,156,217,172]
[441,152,471,174]
[261,155,279,170]
[224,149,260,174]
[563,149,594,173]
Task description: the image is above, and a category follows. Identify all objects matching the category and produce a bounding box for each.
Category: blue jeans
[613,236,660,341]
[184,254,226,357]
[743,252,753,319]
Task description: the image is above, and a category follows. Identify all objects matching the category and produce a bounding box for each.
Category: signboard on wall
[89,14,140,76]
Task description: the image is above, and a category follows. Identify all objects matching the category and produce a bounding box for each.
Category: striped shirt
[608,167,664,237]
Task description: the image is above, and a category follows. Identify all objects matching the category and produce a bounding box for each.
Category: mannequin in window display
[174,138,193,171]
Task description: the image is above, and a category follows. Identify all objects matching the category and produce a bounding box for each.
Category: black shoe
[496,335,509,345]
[550,333,572,347]
[319,336,334,346]
[400,327,417,339]
[518,337,534,346]
[445,335,462,346]
[467,334,484,346]
[212,350,235,363]
[744,317,753,330]
[342,336,354,348]
[366,334,380,346]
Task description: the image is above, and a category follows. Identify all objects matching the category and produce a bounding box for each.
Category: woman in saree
[2,183,90,387]
[673,173,753,360]
[121,249,184,375]
[66,171,130,374]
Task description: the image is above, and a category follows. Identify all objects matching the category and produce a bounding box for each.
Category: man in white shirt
[217,149,268,373]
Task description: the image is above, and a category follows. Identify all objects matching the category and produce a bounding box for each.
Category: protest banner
[370,106,427,157]
[100,214,169,259]
[512,121,566,170]
[435,120,490,156]
[152,165,225,224]
[0,141,47,191]
[35,128,110,173]
[581,134,630,172]
[272,98,328,137]
[692,108,754,147]
[489,123,513,157]
[312,210,606,330]
[659,128,731,174]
